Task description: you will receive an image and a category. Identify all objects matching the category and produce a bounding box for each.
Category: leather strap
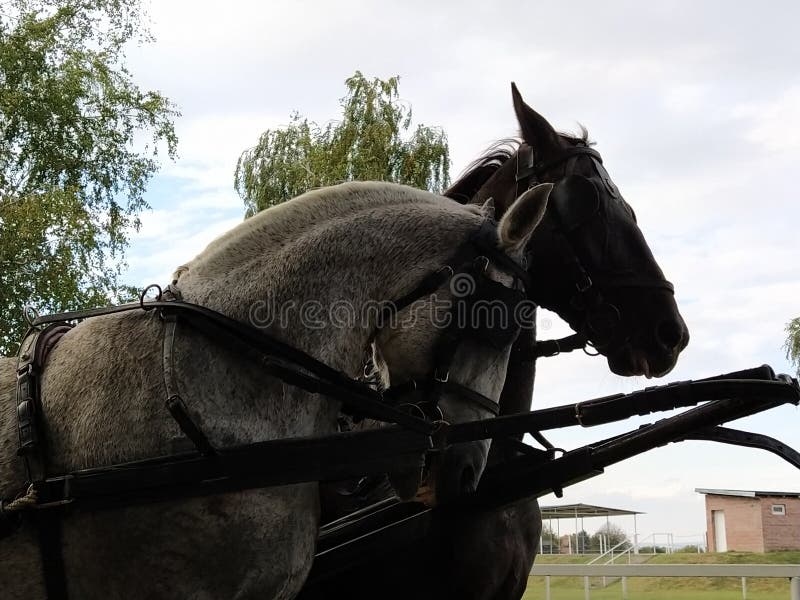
[34,510,68,600]
[162,315,216,455]
[531,333,588,358]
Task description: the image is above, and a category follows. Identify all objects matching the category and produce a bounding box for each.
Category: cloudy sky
[123,1,800,544]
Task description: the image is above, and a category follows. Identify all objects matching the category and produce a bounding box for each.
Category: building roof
[695,488,800,499]
[540,503,644,519]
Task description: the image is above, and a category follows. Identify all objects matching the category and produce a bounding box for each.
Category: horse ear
[480,197,496,220]
[511,82,561,153]
[498,183,552,251]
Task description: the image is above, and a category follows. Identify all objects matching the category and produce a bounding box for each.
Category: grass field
[522,551,800,600]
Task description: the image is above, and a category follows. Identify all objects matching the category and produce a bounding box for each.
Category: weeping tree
[0,0,179,355]
[592,523,629,549]
[234,71,450,216]
[785,318,800,377]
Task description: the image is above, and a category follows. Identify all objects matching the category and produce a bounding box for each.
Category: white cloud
[663,83,712,114]
[733,85,800,157]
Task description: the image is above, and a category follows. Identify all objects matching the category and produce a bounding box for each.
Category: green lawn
[522,551,800,600]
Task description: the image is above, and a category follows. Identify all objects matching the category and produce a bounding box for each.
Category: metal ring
[437,265,455,279]
[139,284,163,309]
[431,418,450,437]
[428,404,444,423]
[473,256,490,273]
[583,342,601,357]
[22,305,39,327]
[397,403,428,421]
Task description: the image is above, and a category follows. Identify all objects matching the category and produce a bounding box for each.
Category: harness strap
[433,381,500,416]
[383,379,501,418]
[34,510,68,600]
[29,298,435,433]
[469,220,532,289]
[162,315,216,455]
[380,266,454,323]
[531,333,587,358]
[515,145,603,185]
[14,324,74,600]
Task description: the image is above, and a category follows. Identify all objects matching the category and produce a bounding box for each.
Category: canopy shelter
[539,503,644,555]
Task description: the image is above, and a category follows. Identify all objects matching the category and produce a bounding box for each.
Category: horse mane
[444,138,520,204]
[444,128,592,205]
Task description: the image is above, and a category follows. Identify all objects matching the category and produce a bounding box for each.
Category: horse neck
[488,327,538,465]
[177,184,481,378]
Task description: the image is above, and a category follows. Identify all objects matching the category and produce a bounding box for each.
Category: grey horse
[1,180,551,599]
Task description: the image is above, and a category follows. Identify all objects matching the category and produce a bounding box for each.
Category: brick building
[696,488,800,552]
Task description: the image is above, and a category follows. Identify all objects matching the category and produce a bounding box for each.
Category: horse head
[447,84,689,378]
[372,184,551,504]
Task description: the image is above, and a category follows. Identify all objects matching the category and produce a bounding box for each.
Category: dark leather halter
[4,216,529,600]
[515,143,675,358]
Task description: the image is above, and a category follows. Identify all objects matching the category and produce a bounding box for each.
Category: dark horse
[302,84,689,600]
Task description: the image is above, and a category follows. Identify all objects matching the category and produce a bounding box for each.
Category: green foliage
[234,71,450,216]
[784,317,800,377]
[565,529,592,553]
[0,0,178,355]
[592,522,629,548]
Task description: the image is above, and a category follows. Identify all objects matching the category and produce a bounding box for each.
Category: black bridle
[515,143,675,358]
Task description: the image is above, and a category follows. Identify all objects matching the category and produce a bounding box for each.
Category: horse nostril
[656,318,684,350]
[460,465,477,494]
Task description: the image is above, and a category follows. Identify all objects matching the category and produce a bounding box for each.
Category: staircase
[585,537,657,588]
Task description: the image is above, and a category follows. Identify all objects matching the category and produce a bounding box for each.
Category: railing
[530,563,800,600]
[587,538,634,565]
[586,533,676,568]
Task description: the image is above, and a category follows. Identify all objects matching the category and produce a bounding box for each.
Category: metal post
[621,576,628,600]
[575,508,579,555]
[633,513,639,554]
[791,576,800,600]
[581,517,585,553]
[741,576,747,600]
[584,575,590,600]
[545,575,551,600]
[556,518,560,554]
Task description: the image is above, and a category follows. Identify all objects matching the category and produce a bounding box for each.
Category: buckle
[434,367,449,383]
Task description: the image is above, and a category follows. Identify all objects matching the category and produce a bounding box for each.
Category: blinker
[551,175,600,232]
[455,272,525,349]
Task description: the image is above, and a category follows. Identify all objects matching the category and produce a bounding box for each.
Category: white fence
[530,563,800,600]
